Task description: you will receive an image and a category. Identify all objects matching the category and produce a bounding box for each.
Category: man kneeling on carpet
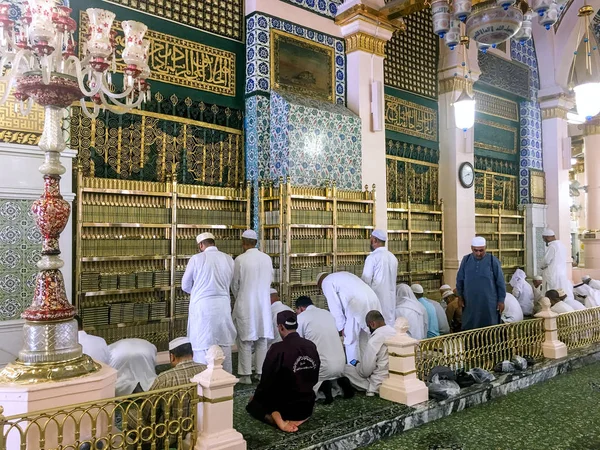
[343,310,396,396]
[246,310,321,432]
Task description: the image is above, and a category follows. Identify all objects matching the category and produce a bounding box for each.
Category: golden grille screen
[105,0,243,41]
[385,9,438,99]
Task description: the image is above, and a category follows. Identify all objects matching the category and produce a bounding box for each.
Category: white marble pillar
[437,44,479,284]
[336,2,396,229]
[524,204,548,277]
[540,95,573,282]
[582,125,600,272]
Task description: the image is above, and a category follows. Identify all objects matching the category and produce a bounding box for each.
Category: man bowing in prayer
[268,288,292,347]
[456,236,506,330]
[509,269,534,316]
[541,229,574,300]
[362,229,398,326]
[181,232,237,373]
[246,311,320,433]
[232,229,274,384]
[318,271,382,363]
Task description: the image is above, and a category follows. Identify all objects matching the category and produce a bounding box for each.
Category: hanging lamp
[453,36,476,131]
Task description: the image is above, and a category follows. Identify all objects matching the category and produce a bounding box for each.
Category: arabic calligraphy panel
[385,95,438,142]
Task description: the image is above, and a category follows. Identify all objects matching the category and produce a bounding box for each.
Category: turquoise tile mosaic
[0,199,41,321]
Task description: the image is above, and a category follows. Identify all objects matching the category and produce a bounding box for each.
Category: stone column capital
[539,93,574,120]
[335,2,402,57]
[583,119,600,136]
[439,76,475,96]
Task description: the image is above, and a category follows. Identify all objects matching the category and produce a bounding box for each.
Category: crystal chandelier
[0,2,150,383]
[431,0,567,50]
[569,3,600,121]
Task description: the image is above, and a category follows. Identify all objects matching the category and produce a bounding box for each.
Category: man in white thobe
[500,293,524,323]
[181,232,236,373]
[108,338,157,396]
[318,271,381,363]
[295,296,346,404]
[75,315,110,364]
[343,310,396,396]
[361,229,398,327]
[573,282,600,308]
[546,289,575,314]
[232,229,274,384]
[582,275,600,292]
[395,283,427,340]
[509,269,534,316]
[269,288,291,347]
[557,288,585,311]
[541,229,574,300]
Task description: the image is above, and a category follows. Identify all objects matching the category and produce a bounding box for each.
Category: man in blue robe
[456,236,506,331]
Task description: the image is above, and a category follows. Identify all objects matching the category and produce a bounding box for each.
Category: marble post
[582,124,600,274]
[534,297,567,359]
[193,345,246,450]
[524,204,548,278]
[540,95,574,282]
[335,2,396,230]
[380,318,428,406]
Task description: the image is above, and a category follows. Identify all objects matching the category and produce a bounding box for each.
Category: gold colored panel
[385,95,438,141]
[345,32,388,57]
[79,12,236,97]
[530,170,546,204]
[474,90,519,121]
[0,81,44,145]
[474,118,518,155]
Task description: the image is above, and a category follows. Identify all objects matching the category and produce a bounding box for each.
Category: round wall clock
[459,162,475,188]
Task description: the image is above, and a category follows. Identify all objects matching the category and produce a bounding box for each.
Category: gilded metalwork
[557,306,600,349]
[344,32,388,57]
[386,155,439,205]
[474,118,518,155]
[70,104,244,186]
[541,106,569,120]
[0,80,44,145]
[477,51,531,99]
[439,76,474,95]
[384,9,438,99]
[0,355,100,384]
[385,95,438,141]
[416,318,545,380]
[474,90,519,121]
[103,0,243,41]
[335,3,402,31]
[530,170,546,204]
[270,30,336,103]
[0,383,198,449]
[79,13,236,96]
[474,169,518,209]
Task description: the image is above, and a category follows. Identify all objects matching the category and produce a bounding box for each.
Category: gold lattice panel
[384,9,437,99]
[0,81,44,145]
[104,0,243,41]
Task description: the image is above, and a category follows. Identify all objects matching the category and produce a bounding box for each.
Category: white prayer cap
[442,290,455,299]
[242,229,258,240]
[270,288,278,294]
[582,275,591,282]
[471,236,486,247]
[196,232,215,243]
[371,229,388,241]
[410,283,424,294]
[169,336,190,351]
[440,284,452,291]
[533,275,543,281]
[316,272,329,283]
[542,229,555,237]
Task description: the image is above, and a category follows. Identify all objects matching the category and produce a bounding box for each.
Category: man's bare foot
[271,411,299,433]
[288,419,307,427]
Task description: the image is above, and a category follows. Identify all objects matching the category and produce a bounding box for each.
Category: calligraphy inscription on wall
[79,12,235,97]
[474,118,517,155]
[0,81,44,145]
[385,95,438,142]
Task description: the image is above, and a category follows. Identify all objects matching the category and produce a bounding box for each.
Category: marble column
[582,124,600,273]
[437,43,479,285]
[524,204,548,278]
[335,2,397,229]
[540,95,574,282]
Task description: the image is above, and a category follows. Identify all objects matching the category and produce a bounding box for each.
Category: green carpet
[368,362,600,450]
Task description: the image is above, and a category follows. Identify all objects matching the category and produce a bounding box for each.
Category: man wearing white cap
[411,284,440,337]
[582,275,600,291]
[182,232,236,373]
[269,288,292,347]
[541,229,573,300]
[509,269,534,316]
[456,236,506,330]
[232,229,274,384]
[531,275,545,314]
[108,338,157,396]
[361,229,398,327]
[317,272,382,363]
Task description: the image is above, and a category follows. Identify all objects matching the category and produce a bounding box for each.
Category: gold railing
[557,306,600,350]
[415,319,545,381]
[0,383,198,450]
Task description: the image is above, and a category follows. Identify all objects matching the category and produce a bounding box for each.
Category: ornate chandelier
[0,1,150,383]
[431,0,567,50]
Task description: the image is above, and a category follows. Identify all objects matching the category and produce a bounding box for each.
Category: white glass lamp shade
[574,82,600,120]
[454,89,476,131]
[27,0,55,44]
[86,8,116,59]
[121,20,148,68]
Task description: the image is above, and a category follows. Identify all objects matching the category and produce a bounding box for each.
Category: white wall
[0,143,76,366]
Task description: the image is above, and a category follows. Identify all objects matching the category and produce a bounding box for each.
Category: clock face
[459,162,474,188]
